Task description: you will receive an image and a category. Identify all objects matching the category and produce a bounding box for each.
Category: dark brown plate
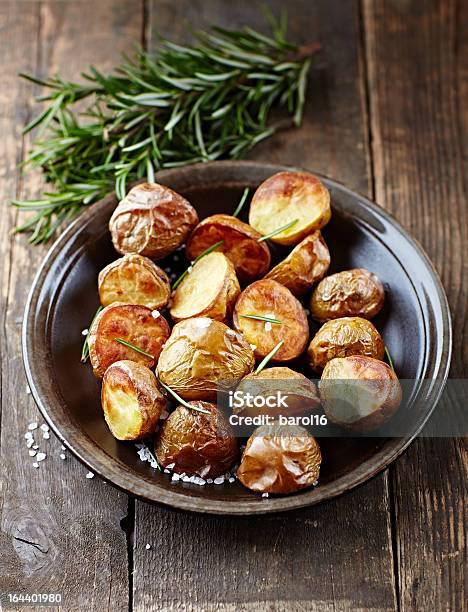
[22,161,452,515]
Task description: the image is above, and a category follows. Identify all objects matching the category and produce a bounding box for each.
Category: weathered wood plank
[133,2,397,610]
[0,1,143,608]
[363,0,467,610]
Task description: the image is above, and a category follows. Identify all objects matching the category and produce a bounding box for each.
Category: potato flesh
[98,254,170,309]
[237,424,321,494]
[88,303,171,378]
[265,231,330,295]
[320,356,402,431]
[101,360,166,440]
[169,252,240,322]
[307,316,384,373]
[249,172,331,245]
[233,279,309,361]
[186,214,270,283]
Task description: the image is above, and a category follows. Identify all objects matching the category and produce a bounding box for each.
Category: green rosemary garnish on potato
[115,338,155,359]
[80,305,103,363]
[158,381,211,414]
[255,341,284,374]
[232,187,250,218]
[241,314,282,324]
[172,240,224,289]
[257,219,298,242]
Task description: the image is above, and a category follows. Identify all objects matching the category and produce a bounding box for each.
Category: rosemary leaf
[385,346,395,372]
[255,341,284,374]
[158,381,211,414]
[240,314,282,324]
[81,305,104,363]
[115,338,155,359]
[257,219,298,242]
[232,187,250,218]
[172,240,224,289]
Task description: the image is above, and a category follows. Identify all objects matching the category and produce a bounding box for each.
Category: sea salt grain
[213,476,225,485]
[81,328,89,336]
[262,493,269,498]
[43,432,50,440]
[265,322,272,332]
[29,450,37,457]
[40,424,49,432]
[32,463,39,469]
[36,453,46,462]
[61,445,66,451]
[171,473,180,482]
[26,439,34,449]
[33,445,39,450]
[26,385,31,395]
[85,471,94,479]
[28,422,38,431]
[250,344,257,351]
[60,453,66,460]
[228,477,235,483]
[145,544,151,550]
[151,310,161,319]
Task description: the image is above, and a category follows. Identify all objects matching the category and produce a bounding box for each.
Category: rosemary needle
[158,381,211,414]
[384,346,395,372]
[255,341,284,374]
[257,219,298,242]
[241,314,282,324]
[81,305,103,363]
[115,338,155,359]
[232,187,250,218]
[172,240,224,289]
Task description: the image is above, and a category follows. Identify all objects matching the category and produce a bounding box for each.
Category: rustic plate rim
[22,160,452,515]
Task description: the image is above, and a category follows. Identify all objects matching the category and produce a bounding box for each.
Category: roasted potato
[88,303,171,378]
[234,367,321,418]
[265,231,330,295]
[101,360,167,440]
[237,424,321,494]
[155,402,239,478]
[232,279,309,362]
[307,316,384,373]
[170,252,240,323]
[98,254,171,309]
[310,268,385,321]
[157,318,255,400]
[320,356,402,431]
[249,171,331,245]
[109,182,198,260]
[186,214,271,283]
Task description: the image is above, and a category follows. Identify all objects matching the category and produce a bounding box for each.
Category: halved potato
[307,316,384,373]
[102,360,167,440]
[169,252,240,323]
[186,214,271,283]
[234,367,321,418]
[237,424,321,494]
[155,402,239,478]
[320,356,402,431]
[157,317,255,400]
[310,268,385,321]
[88,303,171,378]
[232,279,309,362]
[249,171,331,245]
[109,182,198,260]
[98,254,171,309]
[265,231,330,295]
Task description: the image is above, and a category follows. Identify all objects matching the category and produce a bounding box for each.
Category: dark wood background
[0,1,466,610]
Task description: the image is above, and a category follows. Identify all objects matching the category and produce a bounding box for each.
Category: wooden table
[0,1,466,610]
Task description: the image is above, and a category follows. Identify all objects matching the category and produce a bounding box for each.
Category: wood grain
[363,0,467,610]
[0,1,143,608]
[132,2,398,610]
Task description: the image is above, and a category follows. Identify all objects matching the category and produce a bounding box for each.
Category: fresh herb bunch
[13,16,317,244]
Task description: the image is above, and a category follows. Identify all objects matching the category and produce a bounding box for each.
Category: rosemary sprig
[385,346,395,372]
[158,380,211,414]
[255,341,284,374]
[172,240,224,289]
[14,16,317,244]
[257,219,298,242]
[115,338,155,359]
[241,314,282,324]
[80,305,103,363]
[232,187,250,218]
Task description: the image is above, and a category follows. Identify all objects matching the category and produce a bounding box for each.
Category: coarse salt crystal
[40,424,49,432]
[28,422,38,431]
[33,445,39,450]
[265,322,272,332]
[145,544,151,550]
[81,328,89,336]
[36,453,46,462]
[29,450,37,457]
[250,344,257,350]
[164,469,170,474]
[32,463,39,469]
[26,439,34,449]
[187,265,193,274]
[24,432,33,440]
[206,478,213,484]
[151,310,160,319]
[61,445,66,451]
[171,473,180,482]
[228,477,235,483]
[43,432,50,440]
[85,471,94,479]
[213,476,224,485]
[60,453,66,460]
[226,329,236,336]
[166,463,175,469]
[182,475,191,482]
[262,493,269,498]
[26,385,31,395]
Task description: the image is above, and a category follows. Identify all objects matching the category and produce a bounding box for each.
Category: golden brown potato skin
[310,268,385,321]
[186,214,271,283]
[320,356,402,431]
[109,182,198,260]
[307,316,384,373]
[169,252,240,323]
[249,171,331,245]
[234,367,321,417]
[232,279,309,362]
[101,360,167,440]
[98,254,171,309]
[237,424,321,494]
[265,231,330,295]
[88,303,171,378]
[155,402,239,478]
[157,318,255,400]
